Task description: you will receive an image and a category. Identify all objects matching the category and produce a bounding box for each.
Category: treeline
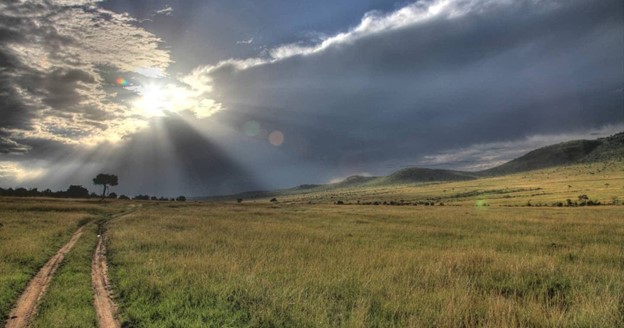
[0,185,186,202]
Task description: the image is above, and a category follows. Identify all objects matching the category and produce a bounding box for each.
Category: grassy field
[108,204,624,327]
[31,223,99,328]
[0,162,623,327]
[267,162,624,207]
[0,199,132,325]
[0,198,100,320]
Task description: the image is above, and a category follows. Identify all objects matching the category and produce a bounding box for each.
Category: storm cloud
[0,0,622,195]
[195,0,623,174]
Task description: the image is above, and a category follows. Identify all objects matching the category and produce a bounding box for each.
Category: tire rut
[92,222,121,328]
[5,227,84,328]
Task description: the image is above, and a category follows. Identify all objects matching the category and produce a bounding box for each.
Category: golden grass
[270,162,624,206]
[1,162,622,327]
[108,204,624,327]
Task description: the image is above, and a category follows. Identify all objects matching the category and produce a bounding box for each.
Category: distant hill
[209,132,623,200]
[331,175,377,188]
[381,167,477,184]
[479,132,624,176]
[298,168,476,190]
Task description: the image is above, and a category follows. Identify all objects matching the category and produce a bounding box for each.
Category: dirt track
[92,227,120,328]
[5,227,84,328]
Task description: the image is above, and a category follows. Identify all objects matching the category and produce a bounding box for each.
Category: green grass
[108,204,624,327]
[1,162,623,327]
[32,223,99,328]
[0,199,97,321]
[0,198,131,323]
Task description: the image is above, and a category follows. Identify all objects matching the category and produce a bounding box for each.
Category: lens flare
[268,130,284,146]
[475,199,488,208]
[243,121,260,137]
[116,77,128,86]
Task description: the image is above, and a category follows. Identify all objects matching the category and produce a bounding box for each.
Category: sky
[0,0,623,197]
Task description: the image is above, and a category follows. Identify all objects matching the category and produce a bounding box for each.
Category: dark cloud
[42,68,96,110]
[0,135,31,154]
[1,0,622,194]
[194,0,623,179]
[101,0,408,71]
[0,0,170,152]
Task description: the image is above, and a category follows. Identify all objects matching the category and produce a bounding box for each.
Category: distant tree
[150,196,158,201]
[118,194,130,200]
[176,196,187,202]
[66,185,89,198]
[237,198,243,203]
[93,173,118,199]
[108,192,118,199]
[14,187,28,197]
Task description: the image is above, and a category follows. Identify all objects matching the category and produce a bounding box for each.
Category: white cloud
[0,161,46,183]
[0,0,172,146]
[236,38,254,45]
[155,6,174,17]
[188,0,517,75]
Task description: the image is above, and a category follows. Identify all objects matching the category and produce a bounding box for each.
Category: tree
[66,185,89,198]
[93,173,118,199]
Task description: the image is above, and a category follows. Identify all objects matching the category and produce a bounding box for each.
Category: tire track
[92,228,120,328]
[92,212,131,328]
[5,227,84,328]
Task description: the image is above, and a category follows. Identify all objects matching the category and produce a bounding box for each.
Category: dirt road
[5,227,84,328]
[92,228,120,328]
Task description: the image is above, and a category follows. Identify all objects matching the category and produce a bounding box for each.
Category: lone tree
[93,173,118,199]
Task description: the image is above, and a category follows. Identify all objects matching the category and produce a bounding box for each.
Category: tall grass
[108,204,624,327]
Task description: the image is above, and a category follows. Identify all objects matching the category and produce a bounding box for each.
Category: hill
[211,132,623,200]
[380,167,477,184]
[479,132,624,176]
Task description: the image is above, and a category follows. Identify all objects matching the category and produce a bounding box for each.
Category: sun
[129,82,222,120]
[134,84,169,117]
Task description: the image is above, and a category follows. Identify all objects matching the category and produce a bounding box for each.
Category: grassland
[1,162,623,327]
[107,203,623,327]
[31,223,99,328]
[0,198,100,320]
[268,162,624,206]
[0,199,132,325]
